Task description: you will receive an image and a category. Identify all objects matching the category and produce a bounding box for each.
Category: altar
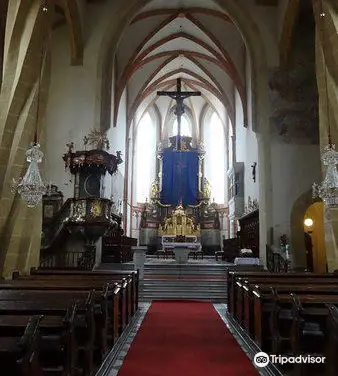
[162,237,201,263]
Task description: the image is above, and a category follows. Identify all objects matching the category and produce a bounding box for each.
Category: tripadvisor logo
[253,352,326,368]
[254,352,269,367]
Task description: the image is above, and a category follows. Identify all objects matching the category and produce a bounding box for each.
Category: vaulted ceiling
[114,0,248,135]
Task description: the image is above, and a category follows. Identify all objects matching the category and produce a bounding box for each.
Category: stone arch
[290,189,322,268]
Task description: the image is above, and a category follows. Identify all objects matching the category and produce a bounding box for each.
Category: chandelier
[11,3,49,208]
[12,143,47,208]
[312,2,338,208]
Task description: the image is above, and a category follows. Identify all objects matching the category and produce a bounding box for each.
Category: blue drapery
[161,150,198,206]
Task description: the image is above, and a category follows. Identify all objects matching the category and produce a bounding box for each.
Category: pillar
[0,0,51,277]
[313,0,338,271]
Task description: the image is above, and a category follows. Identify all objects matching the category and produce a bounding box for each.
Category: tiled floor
[96,303,282,376]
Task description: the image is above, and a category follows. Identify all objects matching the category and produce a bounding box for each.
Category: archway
[303,202,327,273]
[290,189,322,269]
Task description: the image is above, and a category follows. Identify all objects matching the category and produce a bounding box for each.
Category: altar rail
[266,245,289,273]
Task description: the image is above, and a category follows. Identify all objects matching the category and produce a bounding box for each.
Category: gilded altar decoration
[70,200,86,222]
[202,177,211,200]
[91,200,102,217]
[150,179,160,201]
[159,203,200,236]
[84,129,110,151]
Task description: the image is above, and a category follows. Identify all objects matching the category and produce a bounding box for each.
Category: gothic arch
[290,189,322,268]
[95,0,270,134]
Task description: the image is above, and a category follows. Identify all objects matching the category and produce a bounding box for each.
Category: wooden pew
[326,304,338,376]
[227,270,338,315]
[0,307,77,376]
[252,289,338,353]
[243,284,338,339]
[29,268,139,314]
[0,292,94,376]
[14,272,133,328]
[233,275,338,324]
[290,294,338,376]
[0,315,43,376]
[0,279,122,349]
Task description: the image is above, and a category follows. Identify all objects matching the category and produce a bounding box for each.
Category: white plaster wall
[271,142,321,245]
[107,89,127,204]
[46,24,99,198]
[235,90,259,203]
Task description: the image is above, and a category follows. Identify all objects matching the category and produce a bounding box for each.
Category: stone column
[313,0,338,271]
[257,132,273,268]
[0,1,51,277]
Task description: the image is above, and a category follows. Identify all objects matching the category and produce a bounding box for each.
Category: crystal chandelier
[313,144,338,208]
[12,143,47,208]
[312,2,338,208]
[11,3,49,208]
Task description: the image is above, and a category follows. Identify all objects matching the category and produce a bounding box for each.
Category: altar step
[140,279,227,302]
[140,263,228,302]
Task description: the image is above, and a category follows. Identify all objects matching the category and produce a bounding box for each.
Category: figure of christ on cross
[157,78,201,151]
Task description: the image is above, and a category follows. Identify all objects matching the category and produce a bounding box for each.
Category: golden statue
[150,179,160,200]
[160,203,200,236]
[202,178,211,199]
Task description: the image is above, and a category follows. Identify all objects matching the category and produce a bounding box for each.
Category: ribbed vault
[113,0,248,133]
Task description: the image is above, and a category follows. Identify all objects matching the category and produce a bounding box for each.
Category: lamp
[304,218,314,227]
[11,3,49,208]
[312,1,338,208]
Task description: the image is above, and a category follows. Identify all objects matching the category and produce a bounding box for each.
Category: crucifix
[157,78,201,150]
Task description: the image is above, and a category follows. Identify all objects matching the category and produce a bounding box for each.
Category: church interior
[1,0,338,375]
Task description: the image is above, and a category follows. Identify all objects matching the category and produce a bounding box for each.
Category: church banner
[161,150,198,206]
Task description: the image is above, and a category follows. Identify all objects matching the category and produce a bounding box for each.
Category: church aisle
[117,301,259,376]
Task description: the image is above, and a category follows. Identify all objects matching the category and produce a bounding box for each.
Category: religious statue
[251,162,257,182]
[150,179,160,200]
[83,129,110,151]
[202,178,211,199]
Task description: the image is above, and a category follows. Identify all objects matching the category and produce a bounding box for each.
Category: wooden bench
[11,273,130,333]
[27,269,139,316]
[0,315,43,376]
[0,307,77,376]
[227,270,338,313]
[1,278,123,346]
[229,272,338,320]
[0,292,94,376]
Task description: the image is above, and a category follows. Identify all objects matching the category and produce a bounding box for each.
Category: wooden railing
[39,250,94,270]
[266,244,289,273]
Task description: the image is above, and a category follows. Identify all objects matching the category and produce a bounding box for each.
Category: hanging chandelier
[11,3,49,208]
[12,143,47,208]
[312,2,338,208]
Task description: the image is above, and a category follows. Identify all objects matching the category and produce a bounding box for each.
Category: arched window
[134,112,156,203]
[228,122,233,169]
[172,116,192,137]
[204,112,226,204]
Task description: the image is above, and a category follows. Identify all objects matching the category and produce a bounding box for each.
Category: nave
[3,261,338,376]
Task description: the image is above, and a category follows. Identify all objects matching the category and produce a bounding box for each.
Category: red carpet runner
[117,301,259,376]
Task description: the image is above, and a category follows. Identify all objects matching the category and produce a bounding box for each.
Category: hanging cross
[157,78,201,150]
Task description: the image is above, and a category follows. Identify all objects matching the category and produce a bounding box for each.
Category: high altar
[139,136,222,255]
